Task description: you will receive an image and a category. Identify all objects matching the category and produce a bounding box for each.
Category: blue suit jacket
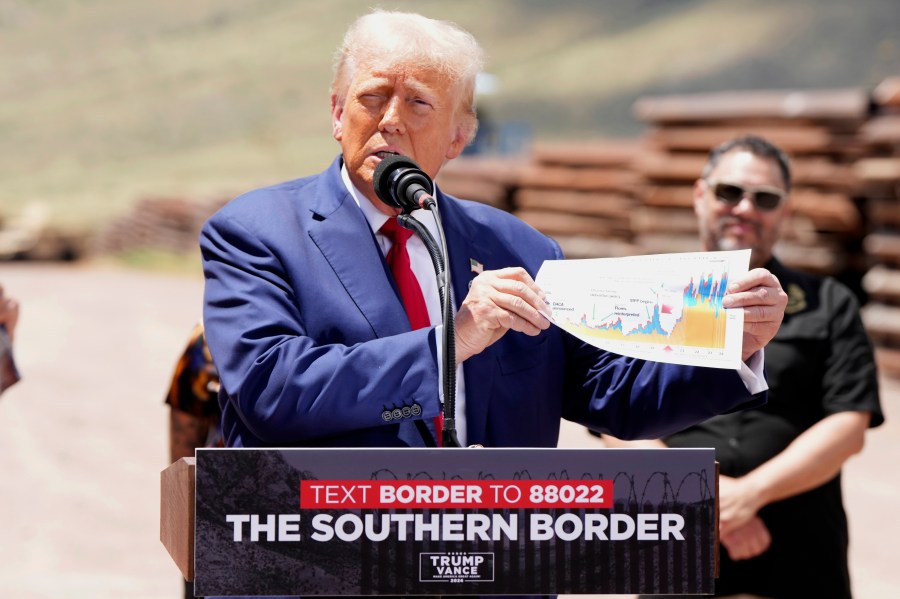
[200,156,761,449]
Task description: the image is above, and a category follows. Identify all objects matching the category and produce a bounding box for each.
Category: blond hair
[331,10,484,144]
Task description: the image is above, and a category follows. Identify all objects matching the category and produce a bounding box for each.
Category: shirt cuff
[738,349,768,395]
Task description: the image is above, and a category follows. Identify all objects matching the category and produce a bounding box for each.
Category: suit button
[381,410,393,422]
[411,403,422,416]
[402,406,412,418]
[392,408,403,420]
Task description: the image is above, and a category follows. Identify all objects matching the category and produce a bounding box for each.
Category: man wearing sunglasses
[603,135,884,598]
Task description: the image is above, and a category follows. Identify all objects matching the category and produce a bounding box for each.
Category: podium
[162,448,719,596]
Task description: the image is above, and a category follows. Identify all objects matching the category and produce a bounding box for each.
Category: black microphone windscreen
[373,154,434,212]
[373,154,418,209]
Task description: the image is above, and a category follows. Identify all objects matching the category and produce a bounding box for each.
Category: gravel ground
[0,262,896,598]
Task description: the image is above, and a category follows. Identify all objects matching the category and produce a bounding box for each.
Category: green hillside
[0,0,897,231]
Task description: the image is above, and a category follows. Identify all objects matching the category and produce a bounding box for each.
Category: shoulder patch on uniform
[785,283,807,314]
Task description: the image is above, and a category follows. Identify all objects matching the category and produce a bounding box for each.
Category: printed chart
[536,250,750,368]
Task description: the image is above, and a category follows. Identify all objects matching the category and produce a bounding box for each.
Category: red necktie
[381,218,431,330]
[380,218,442,444]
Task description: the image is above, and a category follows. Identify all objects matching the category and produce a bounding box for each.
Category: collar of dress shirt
[339,163,440,242]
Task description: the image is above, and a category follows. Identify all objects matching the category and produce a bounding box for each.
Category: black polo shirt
[663,258,883,598]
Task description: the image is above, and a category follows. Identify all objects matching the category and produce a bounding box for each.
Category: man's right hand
[721,515,772,561]
[454,267,550,362]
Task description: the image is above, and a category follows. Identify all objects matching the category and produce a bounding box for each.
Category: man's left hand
[722,268,787,361]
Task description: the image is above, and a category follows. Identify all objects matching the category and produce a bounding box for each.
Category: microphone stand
[374,154,461,448]
[397,202,460,448]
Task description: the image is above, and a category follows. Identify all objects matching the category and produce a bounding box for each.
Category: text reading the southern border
[299,480,613,509]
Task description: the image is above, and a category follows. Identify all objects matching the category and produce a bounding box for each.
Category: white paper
[536,250,751,369]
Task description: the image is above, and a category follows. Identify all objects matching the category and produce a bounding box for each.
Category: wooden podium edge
[160,457,196,581]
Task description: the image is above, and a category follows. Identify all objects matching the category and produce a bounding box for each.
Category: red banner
[300,480,613,509]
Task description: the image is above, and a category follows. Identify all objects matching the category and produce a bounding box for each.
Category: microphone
[372,154,461,448]
[373,154,435,213]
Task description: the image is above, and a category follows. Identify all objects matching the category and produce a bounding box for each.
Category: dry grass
[0,0,896,233]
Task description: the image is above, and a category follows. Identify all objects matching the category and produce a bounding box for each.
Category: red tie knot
[380,218,414,244]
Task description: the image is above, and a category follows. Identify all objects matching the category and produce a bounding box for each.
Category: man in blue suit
[201,10,787,453]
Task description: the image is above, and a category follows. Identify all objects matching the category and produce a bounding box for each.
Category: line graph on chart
[536,250,749,369]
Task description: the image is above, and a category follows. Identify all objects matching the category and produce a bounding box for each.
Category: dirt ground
[0,262,896,598]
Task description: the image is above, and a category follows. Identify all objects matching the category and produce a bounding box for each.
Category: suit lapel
[441,195,497,446]
[307,160,411,340]
[306,170,497,446]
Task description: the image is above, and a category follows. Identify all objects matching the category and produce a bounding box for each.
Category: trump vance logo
[420,551,494,583]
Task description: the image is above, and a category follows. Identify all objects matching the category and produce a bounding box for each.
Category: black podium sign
[194,447,716,596]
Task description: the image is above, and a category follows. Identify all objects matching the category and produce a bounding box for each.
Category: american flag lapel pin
[469,258,484,274]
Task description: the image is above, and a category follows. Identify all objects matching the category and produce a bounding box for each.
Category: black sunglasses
[705,180,786,211]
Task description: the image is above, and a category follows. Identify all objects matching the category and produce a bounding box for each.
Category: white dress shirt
[342,165,470,445]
